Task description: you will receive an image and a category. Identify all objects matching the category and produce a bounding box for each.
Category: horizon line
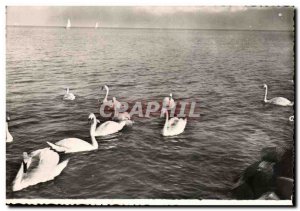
[6,25,293,32]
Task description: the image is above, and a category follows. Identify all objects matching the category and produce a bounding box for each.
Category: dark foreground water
[6,27,294,199]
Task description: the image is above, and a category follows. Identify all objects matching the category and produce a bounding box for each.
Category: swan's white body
[63,88,75,101]
[162,109,187,136]
[263,84,293,106]
[47,114,98,153]
[289,116,294,122]
[94,117,126,136]
[112,97,123,110]
[163,93,175,110]
[101,85,113,108]
[112,104,131,121]
[112,112,131,121]
[6,122,13,143]
[12,148,69,192]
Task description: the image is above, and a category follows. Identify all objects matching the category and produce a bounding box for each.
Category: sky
[6,6,294,30]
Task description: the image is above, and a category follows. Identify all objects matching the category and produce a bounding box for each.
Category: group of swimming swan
[9,85,186,191]
[101,85,187,136]
[11,112,125,191]
[46,113,127,153]
[6,83,295,143]
[7,83,294,191]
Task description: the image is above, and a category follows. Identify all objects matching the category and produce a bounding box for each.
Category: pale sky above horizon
[6,6,294,30]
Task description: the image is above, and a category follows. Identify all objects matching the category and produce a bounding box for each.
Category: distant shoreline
[6,25,293,32]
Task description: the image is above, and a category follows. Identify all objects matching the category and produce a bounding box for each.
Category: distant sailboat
[66,18,71,29]
[95,22,99,29]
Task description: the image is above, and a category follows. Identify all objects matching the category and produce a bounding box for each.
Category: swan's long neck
[164,111,169,128]
[114,107,118,115]
[6,123,9,136]
[66,88,69,94]
[6,122,13,142]
[264,86,268,102]
[13,163,25,189]
[104,87,109,101]
[90,118,98,149]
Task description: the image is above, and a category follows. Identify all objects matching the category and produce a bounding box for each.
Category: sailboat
[66,18,71,29]
[95,22,99,29]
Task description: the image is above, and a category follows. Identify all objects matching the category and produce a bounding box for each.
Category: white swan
[163,93,175,110]
[263,84,293,106]
[47,113,98,153]
[161,108,187,136]
[91,113,126,136]
[112,97,131,121]
[112,97,123,110]
[6,120,13,143]
[112,111,131,121]
[63,88,75,101]
[12,148,69,192]
[101,85,113,108]
[289,116,294,122]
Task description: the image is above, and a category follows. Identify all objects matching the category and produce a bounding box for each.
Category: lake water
[6,27,294,199]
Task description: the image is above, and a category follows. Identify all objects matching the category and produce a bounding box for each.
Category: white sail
[95,22,98,29]
[66,19,71,29]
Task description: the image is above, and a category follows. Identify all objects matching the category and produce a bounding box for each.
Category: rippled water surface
[6,27,294,199]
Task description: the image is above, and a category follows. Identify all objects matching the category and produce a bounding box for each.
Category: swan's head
[161,108,168,114]
[289,116,294,122]
[23,152,30,161]
[263,84,267,89]
[102,85,108,90]
[169,93,173,98]
[88,113,96,120]
[88,113,100,124]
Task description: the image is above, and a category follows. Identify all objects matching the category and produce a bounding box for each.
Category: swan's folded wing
[23,157,39,178]
[98,121,113,130]
[54,138,93,151]
[26,148,59,174]
[168,117,179,127]
[52,159,69,178]
[21,152,42,180]
[47,141,67,152]
[39,148,60,167]
[97,121,124,134]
